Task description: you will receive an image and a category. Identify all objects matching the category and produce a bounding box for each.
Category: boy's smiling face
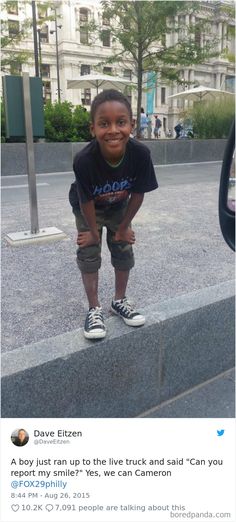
[90,101,133,164]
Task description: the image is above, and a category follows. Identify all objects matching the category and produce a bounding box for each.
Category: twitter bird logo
[217,430,225,436]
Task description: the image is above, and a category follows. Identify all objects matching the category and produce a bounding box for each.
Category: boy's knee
[110,242,135,271]
[76,246,101,272]
[111,257,135,271]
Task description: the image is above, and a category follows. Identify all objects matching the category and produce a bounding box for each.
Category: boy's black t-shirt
[69,138,158,211]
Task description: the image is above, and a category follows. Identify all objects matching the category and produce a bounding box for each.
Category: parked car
[219,119,235,251]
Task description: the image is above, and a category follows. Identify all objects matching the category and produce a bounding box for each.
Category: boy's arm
[77,200,100,247]
[115,192,144,244]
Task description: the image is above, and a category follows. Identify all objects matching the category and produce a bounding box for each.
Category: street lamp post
[37,29,42,78]
[50,8,62,102]
[31,1,39,76]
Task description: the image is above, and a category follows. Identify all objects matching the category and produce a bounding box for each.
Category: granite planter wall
[1,139,227,176]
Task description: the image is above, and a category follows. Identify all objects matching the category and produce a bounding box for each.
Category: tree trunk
[136,58,143,139]
[134,2,143,140]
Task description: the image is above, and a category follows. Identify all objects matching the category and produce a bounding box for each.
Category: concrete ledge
[139,369,235,418]
[1,139,227,175]
[1,281,234,418]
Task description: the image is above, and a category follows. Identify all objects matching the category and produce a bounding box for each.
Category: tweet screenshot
[0,418,235,522]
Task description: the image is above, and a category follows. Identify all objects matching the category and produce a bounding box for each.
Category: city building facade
[1,0,235,135]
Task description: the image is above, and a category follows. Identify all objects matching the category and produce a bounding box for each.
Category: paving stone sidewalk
[1,165,235,353]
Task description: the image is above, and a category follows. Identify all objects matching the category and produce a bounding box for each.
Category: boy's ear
[131,118,135,130]
[90,123,95,137]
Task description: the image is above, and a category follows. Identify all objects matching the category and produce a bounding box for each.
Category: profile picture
[11,429,29,447]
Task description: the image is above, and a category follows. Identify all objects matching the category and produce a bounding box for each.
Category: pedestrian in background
[140,107,148,138]
[154,115,162,139]
[174,122,183,139]
[147,113,152,139]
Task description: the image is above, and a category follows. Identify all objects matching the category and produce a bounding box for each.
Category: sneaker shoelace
[88,308,104,328]
[116,298,136,317]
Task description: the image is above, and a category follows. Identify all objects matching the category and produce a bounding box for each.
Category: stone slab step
[1,280,235,418]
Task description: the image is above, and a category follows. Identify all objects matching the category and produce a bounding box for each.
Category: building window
[80,8,88,22]
[80,26,88,44]
[161,87,166,104]
[40,24,49,43]
[102,30,110,47]
[124,69,132,80]
[103,67,112,75]
[225,76,235,93]
[8,20,19,37]
[81,64,90,76]
[163,117,167,133]
[81,65,91,104]
[178,15,185,40]
[79,8,89,44]
[81,89,91,106]
[41,64,50,78]
[195,19,201,46]
[195,29,201,45]
[6,1,18,15]
[42,81,51,102]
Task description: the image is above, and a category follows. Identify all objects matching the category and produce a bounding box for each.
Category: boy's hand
[114,227,135,244]
[77,231,100,247]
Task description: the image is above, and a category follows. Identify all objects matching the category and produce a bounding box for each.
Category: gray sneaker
[111,297,145,326]
[84,307,106,339]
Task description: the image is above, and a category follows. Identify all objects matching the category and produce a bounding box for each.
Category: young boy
[69,90,158,339]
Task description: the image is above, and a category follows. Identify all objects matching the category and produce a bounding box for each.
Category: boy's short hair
[90,89,133,122]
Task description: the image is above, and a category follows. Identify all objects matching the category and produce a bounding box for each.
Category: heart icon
[45,504,54,512]
[11,504,20,512]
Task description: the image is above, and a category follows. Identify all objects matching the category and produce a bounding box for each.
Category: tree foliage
[44,101,74,142]
[91,1,222,136]
[189,98,235,139]
[1,100,6,142]
[73,106,91,142]
[1,1,57,72]
[1,98,92,142]
[1,1,32,72]
[44,101,91,142]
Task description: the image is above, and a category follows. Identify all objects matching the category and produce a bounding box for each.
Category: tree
[1,1,33,72]
[44,101,91,142]
[1,1,57,73]
[189,98,235,139]
[73,106,91,142]
[1,100,6,142]
[89,1,222,137]
[1,98,92,142]
[44,101,74,142]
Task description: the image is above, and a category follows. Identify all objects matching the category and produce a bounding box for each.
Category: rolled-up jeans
[74,201,135,273]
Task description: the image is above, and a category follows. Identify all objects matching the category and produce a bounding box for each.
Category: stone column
[189,69,195,85]
[223,23,228,50]
[185,14,189,37]
[220,73,226,90]
[218,22,222,53]
[216,72,221,89]
[174,16,179,45]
